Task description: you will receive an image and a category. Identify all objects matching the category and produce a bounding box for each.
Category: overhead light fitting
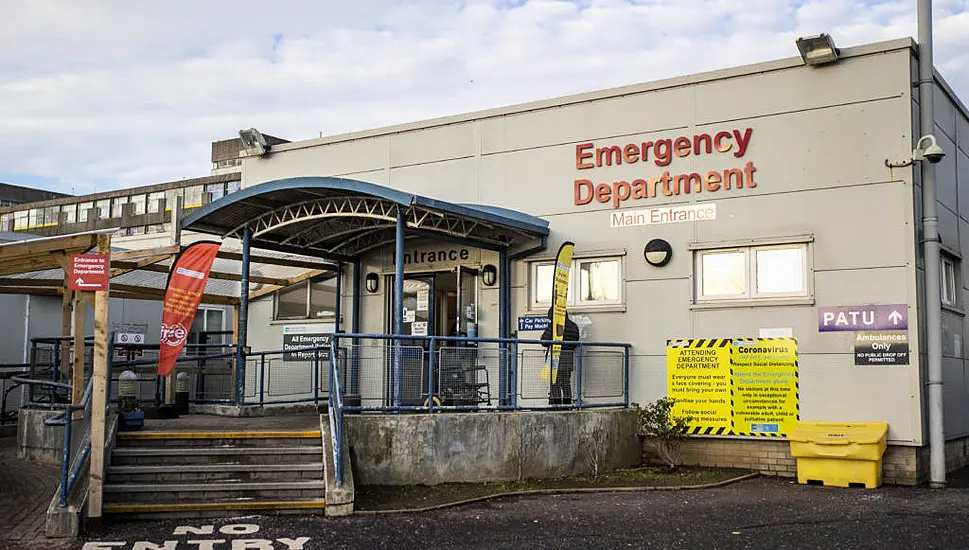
[885,134,946,168]
[796,33,840,66]
[239,128,270,156]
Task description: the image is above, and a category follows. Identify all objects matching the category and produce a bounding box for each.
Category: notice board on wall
[667,338,799,437]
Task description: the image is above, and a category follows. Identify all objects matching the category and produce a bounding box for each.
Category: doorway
[384,266,480,406]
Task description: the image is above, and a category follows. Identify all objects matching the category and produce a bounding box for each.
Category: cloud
[0,0,966,194]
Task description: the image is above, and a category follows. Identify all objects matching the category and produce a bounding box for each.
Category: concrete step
[111,446,323,466]
[102,499,326,520]
[115,430,321,448]
[106,462,324,484]
[103,480,326,503]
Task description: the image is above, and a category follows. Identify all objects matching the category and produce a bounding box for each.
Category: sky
[0,0,967,196]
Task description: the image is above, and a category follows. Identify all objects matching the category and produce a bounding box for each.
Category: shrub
[633,397,692,470]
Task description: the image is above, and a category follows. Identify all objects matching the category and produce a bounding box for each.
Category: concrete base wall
[642,437,927,486]
[345,409,639,486]
[18,408,65,466]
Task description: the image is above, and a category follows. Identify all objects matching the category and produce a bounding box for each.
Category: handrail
[50,377,94,507]
[328,337,344,485]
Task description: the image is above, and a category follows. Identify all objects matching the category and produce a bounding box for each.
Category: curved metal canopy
[181,177,549,258]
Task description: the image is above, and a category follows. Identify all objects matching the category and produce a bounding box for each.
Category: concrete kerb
[353,471,761,516]
[319,413,354,516]
[189,403,320,417]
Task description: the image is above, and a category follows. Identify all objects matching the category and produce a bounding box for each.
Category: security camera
[923,143,945,164]
[915,135,945,164]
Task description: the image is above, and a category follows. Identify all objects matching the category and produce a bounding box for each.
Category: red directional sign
[68,254,109,291]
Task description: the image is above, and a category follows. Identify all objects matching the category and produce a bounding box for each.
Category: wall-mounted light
[239,128,270,156]
[886,134,946,168]
[644,239,673,267]
[796,33,839,66]
[482,264,497,287]
[365,272,379,293]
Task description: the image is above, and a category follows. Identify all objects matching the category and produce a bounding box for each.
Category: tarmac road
[73,477,969,550]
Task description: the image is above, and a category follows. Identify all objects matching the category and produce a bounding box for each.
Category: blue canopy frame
[181,176,550,404]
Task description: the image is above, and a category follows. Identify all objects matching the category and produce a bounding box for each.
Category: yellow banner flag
[540,241,574,384]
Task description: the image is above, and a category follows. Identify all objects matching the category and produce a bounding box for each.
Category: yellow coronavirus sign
[667,338,799,437]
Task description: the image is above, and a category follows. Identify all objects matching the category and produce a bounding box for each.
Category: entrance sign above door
[384,245,484,272]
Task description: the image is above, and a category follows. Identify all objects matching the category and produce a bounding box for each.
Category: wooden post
[164,197,183,406]
[87,233,111,530]
[61,288,73,381]
[71,292,87,419]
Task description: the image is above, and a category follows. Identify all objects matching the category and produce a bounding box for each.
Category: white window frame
[941,254,959,308]
[694,242,810,303]
[529,254,624,311]
[273,275,339,321]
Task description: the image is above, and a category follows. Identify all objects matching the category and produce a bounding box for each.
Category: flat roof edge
[271,38,917,154]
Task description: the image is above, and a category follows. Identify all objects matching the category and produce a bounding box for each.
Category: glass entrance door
[385,277,434,406]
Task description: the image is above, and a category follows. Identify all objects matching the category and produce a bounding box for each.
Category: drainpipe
[918,0,946,488]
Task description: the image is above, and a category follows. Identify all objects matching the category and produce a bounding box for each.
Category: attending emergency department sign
[667,338,799,437]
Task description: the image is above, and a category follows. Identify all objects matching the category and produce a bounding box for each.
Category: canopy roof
[0,231,337,305]
[181,177,550,258]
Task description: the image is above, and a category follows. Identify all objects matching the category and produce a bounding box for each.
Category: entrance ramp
[102,417,326,519]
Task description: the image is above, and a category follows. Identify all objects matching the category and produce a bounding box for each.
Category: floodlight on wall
[644,238,673,267]
[482,264,498,287]
[885,134,946,168]
[239,128,270,156]
[796,33,840,66]
[365,272,379,293]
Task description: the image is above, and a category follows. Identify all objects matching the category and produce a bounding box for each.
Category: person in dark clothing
[540,306,580,406]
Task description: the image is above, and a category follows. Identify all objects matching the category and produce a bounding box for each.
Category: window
[164,189,183,211]
[96,199,111,220]
[942,255,959,307]
[148,192,165,213]
[111,196,128,218]
[78,202,94,222]
[274,275,339,321]
[62,204,77,224]
[28,208,41,228]
[43,206,58,226]
[206,183,225,204]
[130,194,146,215]
[0,213,10,230]
[695,244,808,301]
[530,255,624,309]
[13,211,27,230]
[226,180,241,195]
[125,226,146,236]
[183,186,203,209]
[148,223,167,233]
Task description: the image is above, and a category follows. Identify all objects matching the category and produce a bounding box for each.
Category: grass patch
[355,467,751,511]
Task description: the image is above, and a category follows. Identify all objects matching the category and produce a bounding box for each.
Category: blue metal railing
[328,337,345,485]
[45,378,93,507]
[238,333,630,412]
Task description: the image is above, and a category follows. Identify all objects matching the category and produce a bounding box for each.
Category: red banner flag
[158,241,221,377]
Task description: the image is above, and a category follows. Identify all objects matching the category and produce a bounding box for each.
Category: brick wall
[643,437,796,478]
[642,437,923,485]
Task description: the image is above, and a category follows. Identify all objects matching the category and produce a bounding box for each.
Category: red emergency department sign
[68,254,109,291]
